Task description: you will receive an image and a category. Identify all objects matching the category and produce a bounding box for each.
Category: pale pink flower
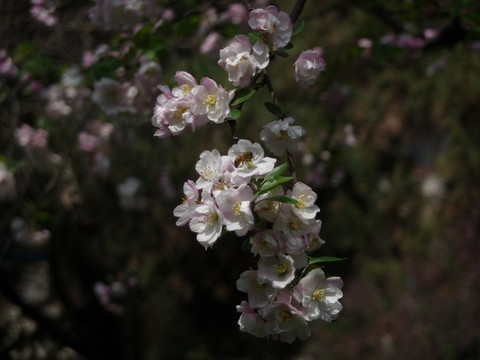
[248,6,292,48]
[251,230,282,257]
[173,180,199,226]
[191,77,231,123]
[77,132,100,152]
[189,190,224,248]
[293,268,343,321]
[236,270,277,308]
[259,300,311,343]
[273,205,319,237]
[289,182,320,221]
[92,78,134,115]
[228,139,276,185]
[171,71,198,98]
[294,48,325,88]
[257,253,296,289]
[218,35,269,87]
[260,117,305,156]
[195,149,223,191]
[253,186,283,222]
[237,301,267,338]
[15,124,48,149]
[223,4,248,26]
[215,183,254,236]
[200,32,223,57]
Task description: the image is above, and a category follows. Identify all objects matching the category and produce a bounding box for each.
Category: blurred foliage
[1,0,480,359]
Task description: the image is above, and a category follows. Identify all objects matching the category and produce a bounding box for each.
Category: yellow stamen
[274,262,287,275]
[181,84,191,95]
[203,94,217,106]
[233,202,242,216]
[312,288,325,301]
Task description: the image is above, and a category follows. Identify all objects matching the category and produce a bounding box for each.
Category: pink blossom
[257,253,296,289]
[218,35,269,87]
[173,180,199,226]
[200,32,224,57]
[191,77,231,123]
[15,124,48,149]
[293,268,343,321]
[294,48,325,88]
[189,190,224,248]
[237,301,267,338]
[77,132,100,152]
[248,6,293,48]
[236,270,277,308]
[215,183,254,236]
[92,78,135,115]
[260,117,305,156]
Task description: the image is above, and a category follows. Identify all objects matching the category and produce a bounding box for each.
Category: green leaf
[231,88,255,107]
[260,195,298,204]
[132,24,153,47]
[227,109,241,120]
[258,176,292,194]
[248,32,260,44]
[308,256,347,265]
[263,163,288,182]
[274,50,289,58]
[292,20,305,36]
[280,42,294,50]
[241,237,253,252]
[264,102,283,117]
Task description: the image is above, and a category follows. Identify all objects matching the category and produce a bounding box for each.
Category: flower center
[274,262,287,275]
[233,202,242,216]
[203,94,217,106]
[206,211,218,225]
[287,215,302,231]
[295,194,306,208]
[181,84,191,95]
[173,106,187,120]
[199,166,214,180]
[312,288,325,301]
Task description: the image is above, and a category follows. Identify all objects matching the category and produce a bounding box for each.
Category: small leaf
[241,237,253,252]
[280,42,294,50]
[259,176,292,194]
[274,50,289,58]
[248,32,260,44]
[264,102,283,117]
[292,20,305,36]
[231,88,255,106]
[227,109,241,120]
[308,256,347,265]
[260,195,298,204]
[263,163,288,182]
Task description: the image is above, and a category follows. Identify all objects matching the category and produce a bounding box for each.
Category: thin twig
[290,0,308,23]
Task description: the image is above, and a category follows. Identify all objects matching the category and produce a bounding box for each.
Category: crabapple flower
[260,117,305,156]
[293,268,343,322]
[189,190,224,248]
[253,186,283,222]
[237,301,267,338]
[273,205,320,237]
[215,183,254,236]
[173,180,199,226]
[251,230,283,257]
[290,181,320,221]
[257,253,296,289]
[195,149,223,191]
[171,71,197,99]
[92,78,134,115]
[260,300,311,343]
[248,6,293,48]
[236,270,277,308]
[228,139,276,184]
[191,77,231,123]
[218,35,269,87]
[294,48,326,88]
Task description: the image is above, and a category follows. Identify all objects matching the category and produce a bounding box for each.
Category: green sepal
[241,237,253,252]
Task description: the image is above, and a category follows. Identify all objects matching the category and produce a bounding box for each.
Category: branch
[290,0,308,23]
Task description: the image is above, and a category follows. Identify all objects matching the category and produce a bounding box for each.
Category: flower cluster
[152,71,234,138]
[174,140,343,342]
